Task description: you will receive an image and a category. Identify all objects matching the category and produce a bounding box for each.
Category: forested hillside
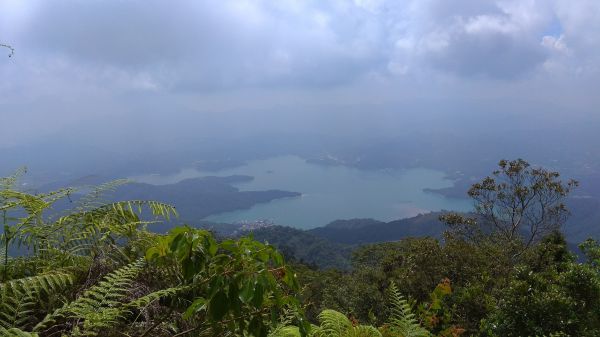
[2,159,600,337]
[308,214,446,244]
[239,215,446,270]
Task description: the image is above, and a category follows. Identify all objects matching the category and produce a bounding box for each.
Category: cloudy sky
[1,0,599,149]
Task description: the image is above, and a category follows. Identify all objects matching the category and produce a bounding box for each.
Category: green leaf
[182,257,203,281]
[145,247,161,260]
[239,280,254,304]
[248,315,268,337]
[209,290,229,321]
[252,281,264,308]
[183,297,206,319]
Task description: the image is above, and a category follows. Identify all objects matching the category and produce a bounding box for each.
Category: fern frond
[313,310,352,337]
[125,285,187,311]
[1,271,76,295]
[55,200,177,227]
[268,326,301,337]
[71,179,130,213]
[110,200,178,221]
[0,271,75,330]
[0,167,27,191]
[0,188,74,253]
[0,327,39,337]
[349,325,382,337]
[47,200,176,266]
[53,200,177,247]
[33,259,145,333]
[0,188,73,214]
[310,310,383,337]
[387,282,431,337]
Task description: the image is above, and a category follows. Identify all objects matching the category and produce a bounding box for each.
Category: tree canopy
[441,158,577,255]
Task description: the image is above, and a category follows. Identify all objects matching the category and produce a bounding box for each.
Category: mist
[5,3,600,334]
[1,0,599,187]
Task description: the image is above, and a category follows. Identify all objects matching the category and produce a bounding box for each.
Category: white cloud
[551,0,600,74]
[1,0,599,144]
[4,0,595,86]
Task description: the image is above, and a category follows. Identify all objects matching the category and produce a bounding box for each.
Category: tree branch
[1,43,15,58]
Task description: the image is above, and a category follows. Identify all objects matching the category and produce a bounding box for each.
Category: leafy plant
[380,281,431,337]
[146,226,308,336]
[0,270,76,331]
[311,309,381,337]
[0,169,309,336]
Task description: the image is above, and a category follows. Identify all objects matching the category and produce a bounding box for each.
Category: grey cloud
[1,0,600,149]
[21,1,388,90]
[423,27,548,79]
[404,0,554,79]
[6,0,586,91]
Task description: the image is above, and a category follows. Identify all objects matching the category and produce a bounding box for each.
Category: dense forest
[2,159,600,336]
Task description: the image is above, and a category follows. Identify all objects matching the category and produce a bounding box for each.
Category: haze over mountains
[4,3,600,336]
[2,1,600,248]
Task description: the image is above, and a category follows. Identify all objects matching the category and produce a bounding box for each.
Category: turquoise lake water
[131,156,471,229]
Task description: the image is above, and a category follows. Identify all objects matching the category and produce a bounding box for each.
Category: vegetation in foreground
[1,159,600,336]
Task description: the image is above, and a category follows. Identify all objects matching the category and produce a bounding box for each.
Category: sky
[1,0,599,151]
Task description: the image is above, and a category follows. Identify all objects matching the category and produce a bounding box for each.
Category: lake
[131,156,471,229]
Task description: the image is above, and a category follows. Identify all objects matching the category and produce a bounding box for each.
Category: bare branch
[1,43,15,58]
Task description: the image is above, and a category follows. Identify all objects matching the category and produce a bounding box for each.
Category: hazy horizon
[2,1,599,200]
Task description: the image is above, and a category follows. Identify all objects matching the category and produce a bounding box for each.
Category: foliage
[146,225,308,337]
[383,281,431,337]
[249,225,352,270]
[310,309,382,337]
[0,170,305,336]
[580,238,600,268]
[298,228,596,336]
[2,160,599,337]
[270,282,442,337]
[0,271,76,331]
[441,158,577,255]
[300,238,450,325]
[33,259,148,335]
[481,262,600,337]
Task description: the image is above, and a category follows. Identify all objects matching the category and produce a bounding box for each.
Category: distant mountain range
[308,213,446,244]
[34,172,600,271]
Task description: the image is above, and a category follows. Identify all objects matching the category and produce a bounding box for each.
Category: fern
[34,259,145,334]
[0,271,76,330]
[70,179,129,214]
[0,327,39,337]
[125,285,187,310]
[313,310,352,336]
[268,326,302,337]
[1,188,74,255]
[41,200,178,269]
[54,200,176,247]
[311,309,381,337]
[349,325,383,337]
[0,174,189,336]
[0,167,27,191]
[0,188,73,216]
[387,282,431,337]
